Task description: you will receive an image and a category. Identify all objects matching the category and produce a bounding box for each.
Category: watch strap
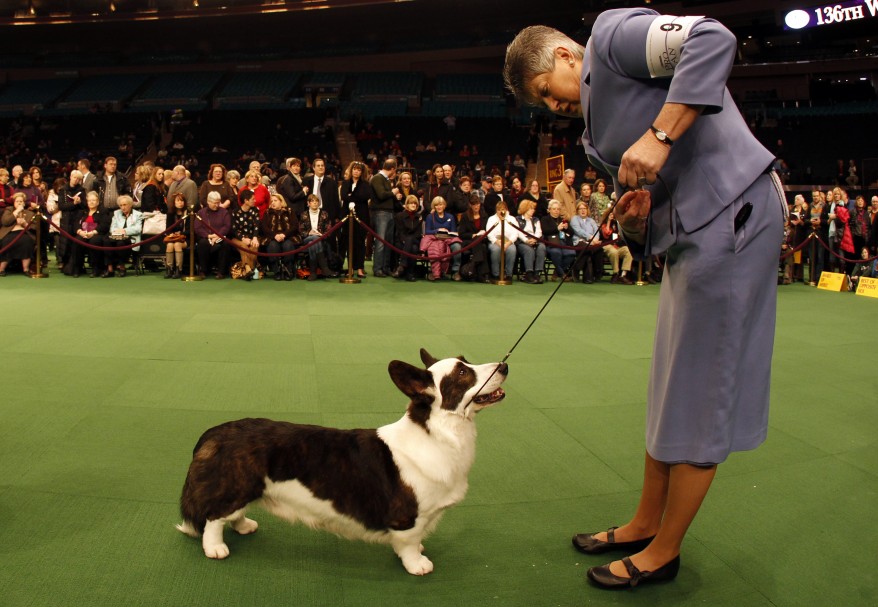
[650,125,674,146]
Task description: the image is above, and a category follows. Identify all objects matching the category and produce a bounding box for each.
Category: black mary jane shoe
[587,555,680,589]
[572,527,655,555]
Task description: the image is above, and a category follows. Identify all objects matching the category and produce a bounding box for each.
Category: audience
[421,195,463,281]
[486,200,519,281]
[195,190,231,279]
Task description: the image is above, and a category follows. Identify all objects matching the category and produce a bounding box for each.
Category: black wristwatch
[650,125,674,147]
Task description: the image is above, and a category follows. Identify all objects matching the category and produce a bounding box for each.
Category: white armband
[645,15,704,78]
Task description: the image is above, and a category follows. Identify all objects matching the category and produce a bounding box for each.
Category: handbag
[163,233,187,244]
[142,212,167,235]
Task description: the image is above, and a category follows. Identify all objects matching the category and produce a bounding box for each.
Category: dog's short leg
[231,515,258,535]
[202,520,230,559]
[392,535,433,575]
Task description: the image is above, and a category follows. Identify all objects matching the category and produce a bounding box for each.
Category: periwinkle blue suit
[581,8,786,464]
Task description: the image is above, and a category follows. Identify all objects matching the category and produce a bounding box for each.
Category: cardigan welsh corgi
[176,349,507,575]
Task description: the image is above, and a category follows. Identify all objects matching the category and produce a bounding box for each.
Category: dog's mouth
[473,388,505,406]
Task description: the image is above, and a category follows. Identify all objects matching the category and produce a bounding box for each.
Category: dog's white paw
[403,554,434,576]
[203,543,230,559]
[232,518,258,535]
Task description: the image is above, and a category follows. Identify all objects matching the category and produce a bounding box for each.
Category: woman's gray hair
[503,25,585,105]
[206,191,222,203]
[547,199,562,210]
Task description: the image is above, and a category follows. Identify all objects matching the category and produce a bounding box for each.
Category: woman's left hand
[615,189,652,244]
[618,131,671,190]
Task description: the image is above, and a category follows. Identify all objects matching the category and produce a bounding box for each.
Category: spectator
[369,158,402,277]
[195,190,231,279]
[515,199,546,284]
[600,209,634,285]
[0,168,13,209]
[589,179,612,223]
[261,192,299,281]
[105,194,142,278]
[164,192,189,280]
[484,175,507,218]
[457,194,491,283]
[541,199,576,280]
[141,166,167,214]
[238,169,270,219]
[58,170,86,273]
[167,165,199,210]
[521,179,549,217]
[0,193,36,276]
[552,168,577,220]
[570,200,603,283]
[340,160,372,279]
[199,164,237,211]
[69,190,111,278]
[486,200,519,281]
[77,159,96,192]
[392,195,424,282]
[421,195,463,281]
[299,193,339,281]
[95,156,132,212]
[229,189,261,274]
[276,157,309,216]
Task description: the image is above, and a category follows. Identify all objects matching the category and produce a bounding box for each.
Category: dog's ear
[389,360,434,400]
[419,348,439,368]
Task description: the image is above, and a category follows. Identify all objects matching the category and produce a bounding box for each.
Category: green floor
[1,270,876,606]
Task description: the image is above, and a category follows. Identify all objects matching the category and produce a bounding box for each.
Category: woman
[28,166,44,192]
[506,10,785,589]
[299,194,339,280]
[483,175,507,218]
[277,158,309,216]
[199,164,237,211]
[230,190,262,273]
[457,194,491,283]
[238,169,270,218]
[522,179,549,217]
[105,194,142,278]
[58,170,86,273]
[424,164,446,216]
[0,193,36,276]
[163,192,190,279]
[0,168,14,209]
[788,196,809,282]
[570,200,603,283]
[540,199,576,280]
[339,161,372,279]
[599,208,634,284]
[260,192,299,281]
[849,196,870,263]
[226,170,241,198]
[14,172,44,207]
[420,196,462,281]
[515,199,546,283]
[70,190,112,278]
[392,195,424,282]
[485,200,519,281]
[132,164,152,208]
[509,176,525,211]
[589,179,612,223]
[141,166,167,214]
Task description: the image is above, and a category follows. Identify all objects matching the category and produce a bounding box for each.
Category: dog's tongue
[474,388,505,404]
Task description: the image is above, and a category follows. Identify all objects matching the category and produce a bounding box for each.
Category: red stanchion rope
[779,232,816,261]
[811,232,878,264]
[47,216,186,251]
[195,212,346,257]
[354,216,497,262]
[0,224,34,257]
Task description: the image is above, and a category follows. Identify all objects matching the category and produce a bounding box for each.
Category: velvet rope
[194,212,346,258]
[811,232,878,264]
[354,216,497,262]
[0,223,34,256]
[47,216,186,252]
[779,232,816,261]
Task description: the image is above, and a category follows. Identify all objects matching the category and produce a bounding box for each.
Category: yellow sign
[817,271,847,292]
[855,276,878,298]
[546,155,565,189]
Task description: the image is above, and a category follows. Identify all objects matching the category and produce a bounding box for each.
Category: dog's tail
[175,521,200,537]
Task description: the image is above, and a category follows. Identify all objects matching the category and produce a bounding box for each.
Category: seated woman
[299,194,339,281]
[229,189,261,274]
[0,192,36,276]
[195,191,232,279]
[420,196,463,281]
[485,200,520,281]
[261,192,300,281]
[163,192,189,279]
[515,199,546,284]
[457,194,491,283]
[540,199,576,280]
[600,208,634,285]
[570,200,603,283]
[105,194,142,278]
[70,191,112,278]
[392,195,424,282]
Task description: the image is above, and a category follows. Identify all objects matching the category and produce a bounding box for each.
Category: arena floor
[1,269,875,606]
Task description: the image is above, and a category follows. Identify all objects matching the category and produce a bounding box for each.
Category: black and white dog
[176,349,507,575]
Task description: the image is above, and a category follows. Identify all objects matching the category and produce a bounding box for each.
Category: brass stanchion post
[635,260,646,286]
[495,213,512,285]
[31,211,48,279]
[340,213,360,284]
[808,232,817,286]
[182,210,203,282]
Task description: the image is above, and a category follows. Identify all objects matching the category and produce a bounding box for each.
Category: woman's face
[405,200,418,212]
[825,191,834,203]
[597,182,605,193]
[528,49,582,117]
[855,197,865,209]
[270,196,283,210]
[229,175,239,187]
[0,173,7,184]
[247,173,259,186]
[308,197,320,210]
[470,201,481,214]
[156,169,165,182]
[352,166,362,179]
[434,201,446,214]
[30,168,41,181]
[400,173,411,188]
[212,167,223,181]
[524,205,534,218]
[549,205,560,218]
[512,178,522,191]
[174,196,186,210]
[493,180,503,192]
[530,180,540,194]
[22,174,32,187]
[578,204,589,216]
[291,163,301,175]
[119,201,132,215]
[434,168,444,181]
[14,197,25,210]
[87,194,100,210]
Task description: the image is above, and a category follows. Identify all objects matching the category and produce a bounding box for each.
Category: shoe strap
[606,526,618,543]
[621,556,643,587]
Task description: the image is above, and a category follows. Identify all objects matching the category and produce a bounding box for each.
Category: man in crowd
[167,164,199,209]
[553,168,577,220]
[370,157,403,277]
[95,156,132,212]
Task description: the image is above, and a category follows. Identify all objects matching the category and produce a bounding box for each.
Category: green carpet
[1,270,876,606]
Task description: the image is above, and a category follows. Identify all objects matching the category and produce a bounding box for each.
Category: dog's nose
[497,362,508,376]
